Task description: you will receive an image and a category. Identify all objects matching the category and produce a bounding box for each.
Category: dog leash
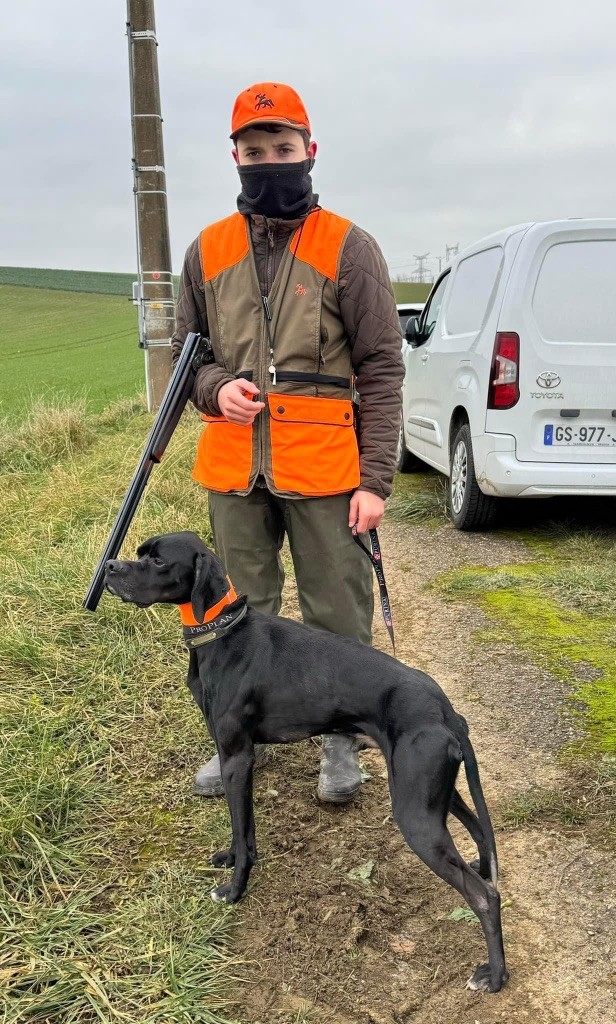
[352,527,395,655]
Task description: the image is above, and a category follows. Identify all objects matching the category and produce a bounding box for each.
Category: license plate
[544,424,616,446]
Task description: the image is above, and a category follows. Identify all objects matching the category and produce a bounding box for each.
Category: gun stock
[83,332,207,611]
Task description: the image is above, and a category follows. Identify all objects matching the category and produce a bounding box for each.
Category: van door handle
[421,353,430,363]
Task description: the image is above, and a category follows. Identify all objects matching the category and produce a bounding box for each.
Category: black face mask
[236,158,317,219]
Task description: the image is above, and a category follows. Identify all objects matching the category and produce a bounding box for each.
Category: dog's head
[104,531,231,621]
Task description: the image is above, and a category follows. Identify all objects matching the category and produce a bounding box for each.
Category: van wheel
[397,425,424,473]
[449,424,497,530]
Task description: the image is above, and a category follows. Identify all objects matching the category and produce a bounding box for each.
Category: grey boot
[317,735,361,804]
[193,745,267,797]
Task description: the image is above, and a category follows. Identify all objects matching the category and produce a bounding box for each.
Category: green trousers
[207,488,373,645]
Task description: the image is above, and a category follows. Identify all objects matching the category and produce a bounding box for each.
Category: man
[172,82,404,804]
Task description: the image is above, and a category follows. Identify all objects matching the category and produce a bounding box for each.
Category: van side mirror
[404,316,422,347]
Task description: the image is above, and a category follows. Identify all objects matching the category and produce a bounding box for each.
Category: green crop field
[0,266,138,296]
[1,285,145,420]
[0,266,180,296]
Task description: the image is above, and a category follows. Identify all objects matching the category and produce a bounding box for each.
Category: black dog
[105,531,508,993]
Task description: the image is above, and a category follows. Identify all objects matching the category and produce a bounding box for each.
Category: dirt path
[228,520,616,1024]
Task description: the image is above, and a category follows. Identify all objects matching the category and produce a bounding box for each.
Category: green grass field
[1,285,145,420]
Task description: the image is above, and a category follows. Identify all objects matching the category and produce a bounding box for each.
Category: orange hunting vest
[192,208,361,498]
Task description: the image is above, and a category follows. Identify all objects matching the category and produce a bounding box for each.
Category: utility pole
[127,0,175,410]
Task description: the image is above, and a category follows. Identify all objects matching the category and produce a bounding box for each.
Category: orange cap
[231,82,311,139]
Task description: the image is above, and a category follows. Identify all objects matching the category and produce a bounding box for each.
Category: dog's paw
[466,963,509,993]
[210,882,243,904]
[210,886,229,903]
[210,848,235,868]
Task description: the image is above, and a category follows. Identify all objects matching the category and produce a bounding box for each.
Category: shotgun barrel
[83,332,208,611]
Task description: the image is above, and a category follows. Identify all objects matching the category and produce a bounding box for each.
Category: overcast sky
[2,0,615,280]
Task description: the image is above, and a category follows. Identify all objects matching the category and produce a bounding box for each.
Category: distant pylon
[411,253,431,283]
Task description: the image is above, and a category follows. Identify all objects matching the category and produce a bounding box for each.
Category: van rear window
[532,240,616,344]
[445,247,503,335]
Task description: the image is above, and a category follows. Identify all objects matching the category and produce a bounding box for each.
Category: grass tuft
[498,786,587,829]
[388,471,448,524]
[96,393,147,428]
[0,400,95,472]
[497,761,616,845]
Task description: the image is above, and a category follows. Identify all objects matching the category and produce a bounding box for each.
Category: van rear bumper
[474,434,616,497]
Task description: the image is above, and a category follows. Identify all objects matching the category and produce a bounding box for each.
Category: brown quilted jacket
[171,211,404,499]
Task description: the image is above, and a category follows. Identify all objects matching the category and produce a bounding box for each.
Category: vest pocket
[192,415,253,492]
[267,394,360,496]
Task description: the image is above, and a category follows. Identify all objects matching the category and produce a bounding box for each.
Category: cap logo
[255,93,274,111]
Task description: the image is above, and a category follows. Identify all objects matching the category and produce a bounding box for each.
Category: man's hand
[349,489,385,534]
[217,379,265,424]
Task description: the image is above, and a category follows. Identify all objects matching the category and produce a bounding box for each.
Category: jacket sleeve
[171,237,235,415]
[337,226,404,500]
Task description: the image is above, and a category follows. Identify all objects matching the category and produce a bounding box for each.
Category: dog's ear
[137,536,158,559]
[191,552,230,623]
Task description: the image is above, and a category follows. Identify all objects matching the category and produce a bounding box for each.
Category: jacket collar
[247,207,317,237]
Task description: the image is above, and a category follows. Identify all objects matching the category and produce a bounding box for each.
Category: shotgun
[83,332,211,611]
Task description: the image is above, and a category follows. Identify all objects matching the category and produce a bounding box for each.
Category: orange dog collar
[178,578,238,627]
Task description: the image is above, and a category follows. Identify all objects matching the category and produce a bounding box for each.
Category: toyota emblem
[536,371,561,389]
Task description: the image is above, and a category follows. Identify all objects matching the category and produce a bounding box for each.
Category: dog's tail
[458,723,499,887]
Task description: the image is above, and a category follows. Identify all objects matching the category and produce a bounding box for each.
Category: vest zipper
[260,222,276,486]
[265,222,275,296]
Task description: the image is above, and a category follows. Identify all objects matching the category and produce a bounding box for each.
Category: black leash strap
[352,527,395,655]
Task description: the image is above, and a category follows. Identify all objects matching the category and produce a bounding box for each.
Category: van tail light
[488,332,520,409]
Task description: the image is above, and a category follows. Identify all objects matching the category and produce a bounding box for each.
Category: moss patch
[435,524,616,757]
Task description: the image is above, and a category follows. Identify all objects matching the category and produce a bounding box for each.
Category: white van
[399,219,616,529]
